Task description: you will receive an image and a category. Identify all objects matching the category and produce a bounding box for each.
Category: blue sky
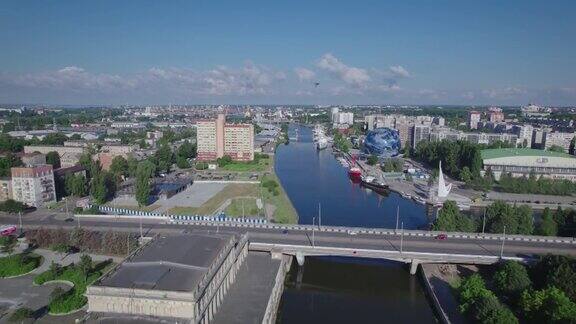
[1,0,575,105]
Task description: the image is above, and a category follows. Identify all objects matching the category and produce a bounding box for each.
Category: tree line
[457,255,576,323]
[26,228,139,256]
[433,200,575,237]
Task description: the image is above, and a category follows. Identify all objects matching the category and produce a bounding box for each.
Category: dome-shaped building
[363,127,401,157]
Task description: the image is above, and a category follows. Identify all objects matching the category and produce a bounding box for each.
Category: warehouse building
[481,148,576,182]
[86,233,249,323]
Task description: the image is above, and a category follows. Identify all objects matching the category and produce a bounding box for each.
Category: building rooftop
[98,233,234,293]
[481,148,575,160]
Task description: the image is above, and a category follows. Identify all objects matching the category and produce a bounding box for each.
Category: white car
[347,230,357,236]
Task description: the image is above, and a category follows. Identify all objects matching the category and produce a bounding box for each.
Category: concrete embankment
[262,254,292,324]
[420,264,467,324]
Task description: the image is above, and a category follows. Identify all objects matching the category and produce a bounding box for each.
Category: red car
[435,233,448,240]
[0,225,17,236]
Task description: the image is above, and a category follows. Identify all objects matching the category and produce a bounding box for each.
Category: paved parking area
[154,183,228,213]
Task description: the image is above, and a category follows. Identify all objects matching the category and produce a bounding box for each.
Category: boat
[316,137,328,150]
[360,175,389,194]
[348,166,362,177]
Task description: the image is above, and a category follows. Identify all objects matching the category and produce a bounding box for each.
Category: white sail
[438,161,452,198]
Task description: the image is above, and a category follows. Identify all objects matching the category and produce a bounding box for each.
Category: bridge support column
[295,252,305,266]
[410,259,420,275]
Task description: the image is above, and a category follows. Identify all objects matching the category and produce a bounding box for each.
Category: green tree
[109,156,128,177]
[486,201,518,234]
[520,287,576,323]
[45,151,61,169]
[90,172,107,204]
[155,143,173,173]
[79,254,93,280]
[515,204,534,235]
[432,200,475,232]
[537,208,558,236]
[470,294,519,324]
[531,255,576,301]
[569,137,576,155]
[135,162,153,207]
[177,140,196,159]
[458,273,491,313]
[176,155,191,169]
[493,261,532,302]
[41,132,68,145]
[127,156,139,178]
[0,199,27,214]
[460,166,472,183]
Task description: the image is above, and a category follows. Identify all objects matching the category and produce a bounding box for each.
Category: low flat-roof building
[481,148,576,181]
[87,233,248,323]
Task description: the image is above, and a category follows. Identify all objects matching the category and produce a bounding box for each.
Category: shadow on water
[277,256,437,324]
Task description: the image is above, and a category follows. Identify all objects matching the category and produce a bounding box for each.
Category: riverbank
[421,263,475,324]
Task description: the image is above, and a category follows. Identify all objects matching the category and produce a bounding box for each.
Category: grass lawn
[34,259,114,314]
[260,174,298,224]
[220,157,272,172]
[0,253,42,278]
[225,198,260,217]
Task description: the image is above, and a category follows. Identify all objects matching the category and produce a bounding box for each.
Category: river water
[275,124,430,229]
[274,125,437,324]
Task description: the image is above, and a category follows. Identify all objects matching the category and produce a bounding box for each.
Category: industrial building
[87,233,249,323]
[481,148,576,182]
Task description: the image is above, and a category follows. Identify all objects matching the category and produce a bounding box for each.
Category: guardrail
[92,206,576,245]
[168,220,576,244]
[97,206,267,224]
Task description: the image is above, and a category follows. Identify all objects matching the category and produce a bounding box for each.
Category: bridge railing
[90,206,575,245]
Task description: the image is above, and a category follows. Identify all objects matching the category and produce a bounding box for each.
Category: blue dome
[363,127,400,157]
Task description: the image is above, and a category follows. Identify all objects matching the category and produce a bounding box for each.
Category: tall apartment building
[488,107,505,123]
[543,131,575,152]
[11,165,56,208]
[468,111,481,129]
[197,114,254,161]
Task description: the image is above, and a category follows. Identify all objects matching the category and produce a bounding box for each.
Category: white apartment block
[544,131,575,152]
[11,165,56,208]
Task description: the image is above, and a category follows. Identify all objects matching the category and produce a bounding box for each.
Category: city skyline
[1,0,575,105]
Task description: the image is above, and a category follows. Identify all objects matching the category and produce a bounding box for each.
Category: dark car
[435,233,448,240]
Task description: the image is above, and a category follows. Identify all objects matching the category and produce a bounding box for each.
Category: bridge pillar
[409,259,420,275]
[295,252,305,267]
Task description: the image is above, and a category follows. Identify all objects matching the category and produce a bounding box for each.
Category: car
[281,229,289,234]
[435,234,448,240]
[64,218,75,223]
[348,230,358,236]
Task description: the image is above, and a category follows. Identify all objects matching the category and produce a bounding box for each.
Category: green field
[224,198,260,217]
[220,158,272,172]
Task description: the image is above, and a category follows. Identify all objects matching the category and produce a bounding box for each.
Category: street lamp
[500,225,506,258]
[395,205,400,233]
[400,221,404,254]
[482,209,486,234]
[312,216,316,248]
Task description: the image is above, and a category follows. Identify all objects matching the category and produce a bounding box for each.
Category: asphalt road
[2,213,574,260]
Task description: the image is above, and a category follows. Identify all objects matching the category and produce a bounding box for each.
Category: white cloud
[317,53,370,86]
[294,67,315,81]
[388,65,410,78]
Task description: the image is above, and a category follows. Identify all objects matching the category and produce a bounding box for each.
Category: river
[275,124,430,229]
[274,124,437,324]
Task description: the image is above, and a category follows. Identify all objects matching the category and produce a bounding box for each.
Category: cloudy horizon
[1,1,575,106]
